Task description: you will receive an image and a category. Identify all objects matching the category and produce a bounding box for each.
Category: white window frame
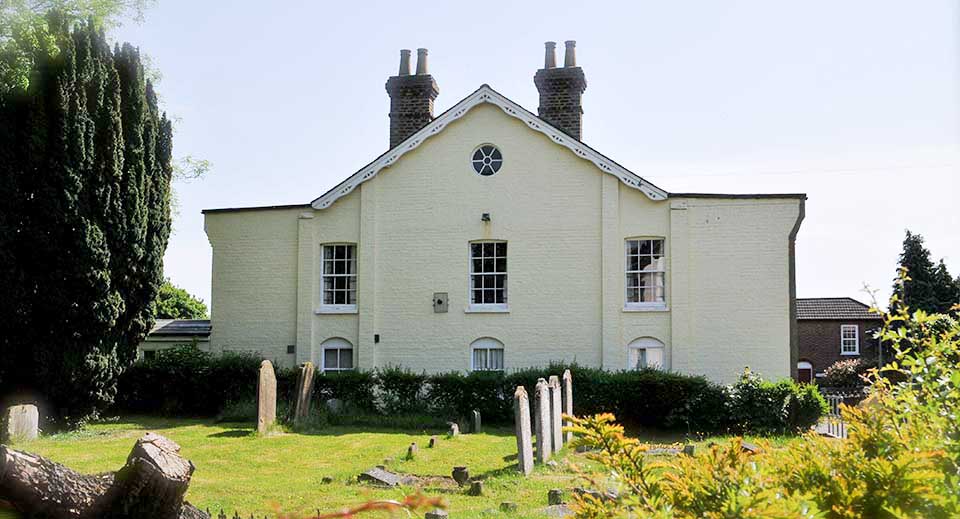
[840,324,859,355]
[627,337,666,370]
[320,338,354,372]
[624,238,667,311]
[470,337,505,372]
[318,243,357,314]
[467,241,508,313]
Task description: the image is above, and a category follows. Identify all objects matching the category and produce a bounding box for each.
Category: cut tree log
[0,432,208,519]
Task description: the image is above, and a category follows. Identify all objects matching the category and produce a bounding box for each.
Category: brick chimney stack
[534,40,587,140]
[386,48,440,149]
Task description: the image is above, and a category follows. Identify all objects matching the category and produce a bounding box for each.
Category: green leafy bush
[725,369,828,434]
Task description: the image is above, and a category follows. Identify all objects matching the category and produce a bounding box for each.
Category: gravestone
[471,409,482,433]
[429,435,438,448]
[358,467,402,487]
[547,488,565,505]
[407,442,418,459]
[293,361,316,424]
[548,376,563,450]
[2,404,39,442]
[468,480,483,496]
[448,422,460,437]
[534,378,552,463]
[513,386,534,475]
[562,370,573,443]
[256,360,277,435]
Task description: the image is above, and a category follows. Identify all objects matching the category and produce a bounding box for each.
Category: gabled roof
[149,319,212,337]
[796,298,881,320]
[310,84,669,210]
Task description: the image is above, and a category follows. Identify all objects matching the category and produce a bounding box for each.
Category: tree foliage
[567,273,960,518]
[0,16,172,427]
[893,230,960,314]
[154,279,207,319]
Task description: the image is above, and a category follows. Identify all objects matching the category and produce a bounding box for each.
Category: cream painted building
[203,43,804,383]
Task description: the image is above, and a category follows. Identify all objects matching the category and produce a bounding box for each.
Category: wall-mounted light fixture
[481,213,491,222]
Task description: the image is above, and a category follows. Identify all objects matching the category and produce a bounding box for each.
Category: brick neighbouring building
[796,297,883,383]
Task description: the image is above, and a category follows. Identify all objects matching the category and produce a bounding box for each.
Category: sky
[111,0,960,310]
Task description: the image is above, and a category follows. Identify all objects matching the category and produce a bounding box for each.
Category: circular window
[471,145,503,176]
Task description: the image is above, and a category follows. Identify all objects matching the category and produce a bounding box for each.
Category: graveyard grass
[5,417,801,518]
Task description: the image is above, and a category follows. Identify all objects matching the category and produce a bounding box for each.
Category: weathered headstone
[452,466,470,487]
[2,404,39,442]
[448,422,460,437]
[562,370,573,443]
[256,360,277,435]
[293,361,316,424]
[407,442,418,459]
[547,489,565,505]
[471,409,482,433]
[682,444,696,456]
[534,378,552,463]
[358,467,402,487]
[429,435,438,448]
[549,376,563,450]
[499,502,518,513]
[468,480,483,496]
[513,386,534,476]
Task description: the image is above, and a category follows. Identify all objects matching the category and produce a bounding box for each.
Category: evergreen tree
[893,231,959,314]
[154,279,208,320]
[0,16,172,427]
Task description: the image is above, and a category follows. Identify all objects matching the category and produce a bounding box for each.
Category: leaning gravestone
[293,361,316,424]
[256,360,277,435]
[513,386,534,475]
[2,404,39,442]
[562,369,573,443]
[548,376,563,450]
[471,409,482,433]
[534,378,552,463]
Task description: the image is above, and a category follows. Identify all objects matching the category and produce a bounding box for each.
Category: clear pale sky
[111,0,959,311]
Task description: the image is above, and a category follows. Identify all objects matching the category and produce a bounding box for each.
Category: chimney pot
[398,49,412,76]
[416,48,429,74]
[564,40,577,67]
[544,41,556,69]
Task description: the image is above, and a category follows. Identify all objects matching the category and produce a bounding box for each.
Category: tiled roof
[149,319,212,337]
[796,298,880,320]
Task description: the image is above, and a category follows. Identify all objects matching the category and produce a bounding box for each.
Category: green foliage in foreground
[0,17,172,427]
[568,273,960,518]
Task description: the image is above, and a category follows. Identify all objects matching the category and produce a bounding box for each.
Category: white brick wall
[204,103,801,381]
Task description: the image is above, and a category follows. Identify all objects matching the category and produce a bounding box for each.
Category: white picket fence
[819,394,848,439]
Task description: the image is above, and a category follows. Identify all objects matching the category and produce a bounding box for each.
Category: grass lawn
[4,417,803,518]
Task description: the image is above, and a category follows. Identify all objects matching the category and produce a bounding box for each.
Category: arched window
[471,337,504,372]
[321,338,354,372]
[627,337,665,370]
[797,361,813,384]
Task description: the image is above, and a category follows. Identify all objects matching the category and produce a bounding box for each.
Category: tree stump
[0,432,207,519]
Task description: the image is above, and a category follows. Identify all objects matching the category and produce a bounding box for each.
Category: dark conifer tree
[0,16,172,427]
[893,231,959,314]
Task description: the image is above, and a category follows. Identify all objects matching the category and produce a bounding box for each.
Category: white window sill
[315,305,358,315]
[840,351,860,356]
[465,305,509,314]
[623,303,669,312]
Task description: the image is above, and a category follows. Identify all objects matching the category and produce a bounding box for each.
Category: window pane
[495,257,506,272]
[483,257,494,272]
[324,349,338,370]
[483,243,494,256]
[324,247,333,260]
[639,240,652,255]
[645,348,664,369]
[638,256,652,271]
[471,243,482,257]
[627,286,638,303]
[652,240,663,255]
[339,349,353,369]
[495,242,506,257]
[626,273,639,288]
[627,240,639,255]
[628,255,639,271]
[494,275,505,289]
[472,289,482,304]
[472,258,482,273]
[491,349,504,370]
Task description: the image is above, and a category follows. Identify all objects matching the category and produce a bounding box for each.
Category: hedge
[113,347,827,435]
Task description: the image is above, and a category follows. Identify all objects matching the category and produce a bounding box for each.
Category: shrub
[725,369,828,434]
[566,274,960,518]
[821,358,874,387]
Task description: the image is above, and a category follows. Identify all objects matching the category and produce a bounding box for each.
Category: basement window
[471,337,505,371]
